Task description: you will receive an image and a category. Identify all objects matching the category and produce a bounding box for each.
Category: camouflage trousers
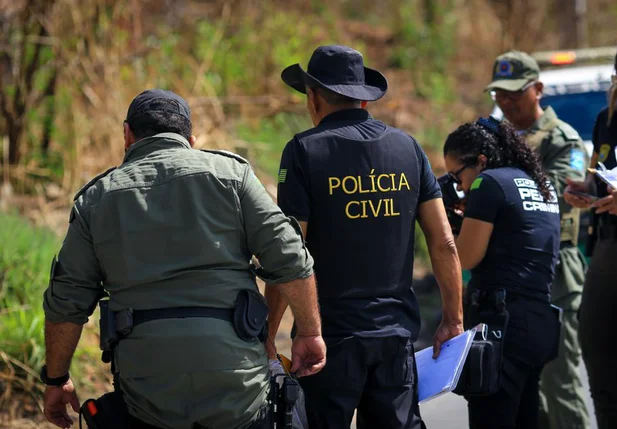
[538,244,590,429]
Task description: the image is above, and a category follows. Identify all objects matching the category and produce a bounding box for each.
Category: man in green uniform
[487,51,590,429]
[41,89,326,429]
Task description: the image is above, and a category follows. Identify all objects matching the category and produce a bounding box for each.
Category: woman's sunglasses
[448,164,470,185]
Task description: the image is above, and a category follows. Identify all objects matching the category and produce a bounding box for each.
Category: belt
[129,307,234,329]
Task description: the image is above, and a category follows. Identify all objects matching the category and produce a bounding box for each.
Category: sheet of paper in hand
[589,163,617,190]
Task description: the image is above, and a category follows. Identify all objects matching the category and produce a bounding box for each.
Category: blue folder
[415,327,478,403]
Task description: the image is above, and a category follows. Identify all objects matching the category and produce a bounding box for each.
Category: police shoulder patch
[598,144,611,162]
[200,149,249,164]
[470,177,483,191]
[570,149,586,172]
[73,167,116,202]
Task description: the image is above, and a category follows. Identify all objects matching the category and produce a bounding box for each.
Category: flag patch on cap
[494,60,514,77]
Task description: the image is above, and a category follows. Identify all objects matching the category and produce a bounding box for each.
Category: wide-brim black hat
[281,45,388,102]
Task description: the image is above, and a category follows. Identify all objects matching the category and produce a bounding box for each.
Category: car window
[541,90,608,141]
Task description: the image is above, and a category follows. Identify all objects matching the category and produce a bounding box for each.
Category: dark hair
[308,85,361,107]
[443,119,552,201]
[127,99,192,141]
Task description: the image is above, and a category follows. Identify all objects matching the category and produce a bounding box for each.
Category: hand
[290,334,326,377]
[593,192,616,214]
[564,178,594,208]
[44,379,80,428]
[433,320,464,359]
[611,190,617,215]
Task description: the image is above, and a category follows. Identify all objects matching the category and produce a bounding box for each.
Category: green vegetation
[0,213,58,405]
[0,213,103,411]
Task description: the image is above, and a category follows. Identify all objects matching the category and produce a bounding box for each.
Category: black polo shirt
[277,108,441,340]
[464,167,561,300]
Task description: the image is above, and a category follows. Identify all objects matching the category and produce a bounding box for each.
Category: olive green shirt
[43,133,313,429]
[525,107,588,304]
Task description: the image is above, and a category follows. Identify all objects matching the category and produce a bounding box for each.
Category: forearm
[265,283,289,340]
[276,274,321,336]
[44,320,83,377]
[428,236,463,324]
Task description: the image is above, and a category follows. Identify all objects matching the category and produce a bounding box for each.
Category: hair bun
[476,116,500,135]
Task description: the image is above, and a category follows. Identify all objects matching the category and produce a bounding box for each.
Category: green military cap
[485,51,540,92]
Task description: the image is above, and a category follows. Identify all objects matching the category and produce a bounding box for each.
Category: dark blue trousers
[298,336,426,429]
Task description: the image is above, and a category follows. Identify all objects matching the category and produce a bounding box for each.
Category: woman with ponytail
[443,117,561,429]
[564,50,617,429]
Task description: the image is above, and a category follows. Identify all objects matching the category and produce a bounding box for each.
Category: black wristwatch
[40,365,70,387]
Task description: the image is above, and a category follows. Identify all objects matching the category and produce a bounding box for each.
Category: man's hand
[593,187,616,214]
[610,190,617,215]
[44,379,80,428]
[290,334,326,377]
[564,178,594,208]
[432,320,464,359]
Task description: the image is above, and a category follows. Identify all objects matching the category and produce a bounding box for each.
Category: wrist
[40,365,70,387]
[441,312,463,325]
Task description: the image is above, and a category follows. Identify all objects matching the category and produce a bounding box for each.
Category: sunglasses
[490,80,537,102]
[448,164,470,185]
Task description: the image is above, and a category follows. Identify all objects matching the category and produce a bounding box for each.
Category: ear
[535,81,544,99]
[477,154,488,169]
[188,135,196,147]
[306,87,319,115]
[361,101,368,109]
[123,122,135,149]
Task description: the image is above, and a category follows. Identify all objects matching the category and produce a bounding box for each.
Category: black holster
[454,288,509,397]
[270,374,301,429]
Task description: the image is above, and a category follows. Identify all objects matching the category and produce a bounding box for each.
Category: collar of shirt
[319,108,372,125]
[123,132,191,163]
[528,106,559,133]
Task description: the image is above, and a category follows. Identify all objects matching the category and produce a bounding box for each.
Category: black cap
[281,45,388,101]
[126,89,191,122]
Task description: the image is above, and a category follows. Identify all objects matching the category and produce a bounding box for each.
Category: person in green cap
[486,51,590,429]
[41,89,325,429]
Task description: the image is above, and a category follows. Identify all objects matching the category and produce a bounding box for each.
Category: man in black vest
[265,45,464,429]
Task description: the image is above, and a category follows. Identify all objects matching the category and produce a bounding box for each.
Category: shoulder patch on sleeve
[200,149,249,164]
[470,177,483,191]
[73,167,116,202]
[570,149,586,172]
[557,121,581,141]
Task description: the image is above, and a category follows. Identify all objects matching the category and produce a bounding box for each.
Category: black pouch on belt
[80,390,129,429]
[454,288,509,397]
[233,289,269,342]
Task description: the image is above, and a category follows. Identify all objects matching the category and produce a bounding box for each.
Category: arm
[417,198,464,358]
[265,284,288,358]
[240,167,324,376]
[265,221,308,359]
[455,218,494,270]
[45,321,83,378]
[42,206,104,428]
